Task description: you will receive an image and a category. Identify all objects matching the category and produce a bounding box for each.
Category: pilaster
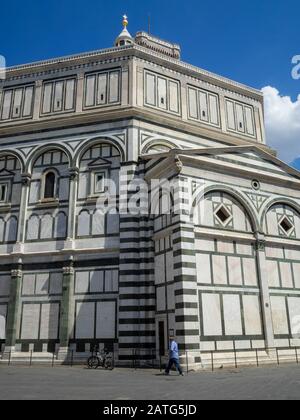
[4,263,23,351]
[172,176,201,365]
[255,233,275,349]
[75,73,84,113]
[33,79,43,120]
[58,260,75,353]
[118,161,155,363]
[65,167,79,248]
[16,173,31,246]
[121,66,129,106]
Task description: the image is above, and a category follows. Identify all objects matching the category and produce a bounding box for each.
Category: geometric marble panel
[21,304,40,340]
[96,301,116,339]
[243,295,262,336]
[223,294,243,336]
[201,293,222,336]
[270,296,289,336]
[75,301,95,339]
[0,304,7,339]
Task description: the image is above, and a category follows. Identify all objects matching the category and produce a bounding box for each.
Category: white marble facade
[0,24,299,366]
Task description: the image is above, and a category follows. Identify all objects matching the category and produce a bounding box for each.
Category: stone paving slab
[0,365,300,400]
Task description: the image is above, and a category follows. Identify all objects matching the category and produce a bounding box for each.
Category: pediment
[143,145,300,185]
[88,157,112,168]
[0,168,15,178]
[180,146,300,182]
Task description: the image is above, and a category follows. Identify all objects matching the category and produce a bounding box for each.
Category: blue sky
[1,0,299,168]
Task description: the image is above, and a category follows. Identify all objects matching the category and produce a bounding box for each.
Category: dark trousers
[165,358,183,374]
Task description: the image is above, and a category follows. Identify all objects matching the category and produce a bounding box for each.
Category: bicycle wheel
[87,356,99,369]
[104,357,114,370]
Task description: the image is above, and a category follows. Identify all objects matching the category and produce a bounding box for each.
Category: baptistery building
[0,17,300,367]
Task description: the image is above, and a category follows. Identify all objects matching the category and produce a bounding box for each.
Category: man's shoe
[180,372,184,376]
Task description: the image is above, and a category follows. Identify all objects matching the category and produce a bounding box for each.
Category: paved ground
[0,364,300,400]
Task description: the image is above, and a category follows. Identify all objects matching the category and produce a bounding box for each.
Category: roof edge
[3,44,262,99]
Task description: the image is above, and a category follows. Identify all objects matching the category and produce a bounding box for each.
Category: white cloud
[262,86,300,164]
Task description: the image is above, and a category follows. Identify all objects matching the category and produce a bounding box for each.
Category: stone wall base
[200,348,300,370]
[1,348,300,370]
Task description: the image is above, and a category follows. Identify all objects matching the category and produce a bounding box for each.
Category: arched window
[44,171,56,199]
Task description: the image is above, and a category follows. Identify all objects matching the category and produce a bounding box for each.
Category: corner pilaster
[172,177,201,365]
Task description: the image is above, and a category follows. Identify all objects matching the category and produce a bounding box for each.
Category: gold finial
[123,14,128,28]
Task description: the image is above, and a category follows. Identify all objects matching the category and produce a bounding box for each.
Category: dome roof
[115,15,134,47]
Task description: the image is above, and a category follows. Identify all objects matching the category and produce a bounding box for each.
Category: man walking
[165,335,184,376]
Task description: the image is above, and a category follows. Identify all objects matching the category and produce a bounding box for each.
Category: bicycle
[87,345,114,370]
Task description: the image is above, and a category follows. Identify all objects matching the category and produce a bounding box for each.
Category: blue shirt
[169,340,179,360]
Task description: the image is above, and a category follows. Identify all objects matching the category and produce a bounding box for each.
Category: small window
[279,216,294,236]
[0,184,7,202]
[215,205,232,226]
[44,171,56,199]
[94,171,106,194]
[252,180,260,191]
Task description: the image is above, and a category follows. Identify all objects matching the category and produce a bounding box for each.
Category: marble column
[58,260,75,354]
[4,263,23,351]
[65,168,79,249]
[15,173,31,251]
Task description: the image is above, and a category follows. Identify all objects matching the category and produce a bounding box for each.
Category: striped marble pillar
[172,176,201,366]
[118,162,156,364]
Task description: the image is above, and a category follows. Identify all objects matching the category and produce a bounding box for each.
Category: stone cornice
[0,106,271,154]
[179,154,300,189]
[3,44,263,101]
[4,46,133,77]
[144,146,300,190]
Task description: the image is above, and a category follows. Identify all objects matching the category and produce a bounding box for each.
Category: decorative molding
[69,167,79,181]
[21,173,32,186]
[35,80,43,88]
[135,31,181,59]
[115,133,126,144]
[65,139,87,151]
[3,44,262,102]
[255,239,266,252]
[141,133,153,145]
[4,53,133,83]
[174,155,183,173]
[63,265,74,275]
[244,191,269,212]
[133,55,262,104]
[18,147,36,158]
[11,269,23,278]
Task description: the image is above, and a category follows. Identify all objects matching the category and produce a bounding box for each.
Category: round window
[251,180,260,190]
